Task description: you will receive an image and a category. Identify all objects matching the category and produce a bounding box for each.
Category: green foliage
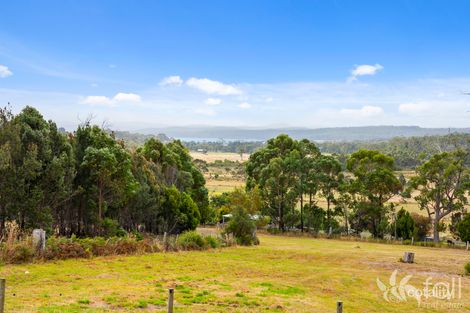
[177,231,206,250]
[224,208,259,245]
[204,235,220,248]
[346,150,402,237]
[457,214,470,242]
[101,218,127,237]
[465,263,470,276]
[395,208,415,240]
[246,134,320,231]
[408,150,469,242]
[0,106,208,237]
[411,213,431,240]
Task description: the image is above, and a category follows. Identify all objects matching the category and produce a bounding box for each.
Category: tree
[457,214,470,242]
[408,150,469,242]
[224,207,258,245]
[346,150,402,237]
[316,155,343,234]
[246,135,301,231]
[410,213,431,240]
[395,208,415,240]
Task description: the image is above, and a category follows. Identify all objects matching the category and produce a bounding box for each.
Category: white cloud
[81,92,141,106]
[205,98,222,106]
[194,107,216,116]
[186,77,241,95]
[81,96,114,106]
[0,65,13,78]
[160,75,183,87]
[238,102,252,109]
[349,64,383,82]
[398,102,429,114]
[113,92,141,103]
[340,105,383,117]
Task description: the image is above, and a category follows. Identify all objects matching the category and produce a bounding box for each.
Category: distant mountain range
[135,126,470,142]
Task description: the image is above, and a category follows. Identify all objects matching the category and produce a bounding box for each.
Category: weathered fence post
[163,232,168,251]
[467,241,469,251]
[32,229,46,253]
[0,278,5,313]
[167,288,174,313]
[336,300,343,313]
[403,252,415,263]
[411,237,414,245]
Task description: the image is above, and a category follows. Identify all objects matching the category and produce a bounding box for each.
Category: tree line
[243,134,470,242]
[0,106,210,237]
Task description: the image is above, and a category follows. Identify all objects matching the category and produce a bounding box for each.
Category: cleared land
[190,152,249,163]
[1,234,468,312]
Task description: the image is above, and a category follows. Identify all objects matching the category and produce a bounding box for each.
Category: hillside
[136,125,470,142]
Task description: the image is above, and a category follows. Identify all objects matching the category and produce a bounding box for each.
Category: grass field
[1,234,468,312]
[190,152,249,163]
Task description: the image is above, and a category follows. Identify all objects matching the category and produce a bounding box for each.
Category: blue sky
[1,0,470,130]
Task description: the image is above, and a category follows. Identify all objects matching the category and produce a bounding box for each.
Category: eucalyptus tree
[316,155,343,233]
[246,135,300,231]
[408,150,469,242]
[346,150,402,237]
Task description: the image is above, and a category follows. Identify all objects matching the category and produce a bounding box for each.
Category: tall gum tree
[408,150,469,242]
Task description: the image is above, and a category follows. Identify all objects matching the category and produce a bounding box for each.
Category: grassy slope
[0,235,468,312]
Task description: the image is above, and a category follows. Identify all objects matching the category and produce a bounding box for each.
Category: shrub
[465,263,470,276]
[101,218,127,237]
[204,235,220,249]
[457,214,470,242]
[44,237,90,260]
[410,213,431,240]
[2,242,34,264]
[224,207,259,246]
[396,208,415,240]
[359,230,372,240]
[177,231,206,250]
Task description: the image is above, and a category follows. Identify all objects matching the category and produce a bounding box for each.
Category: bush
[177,231,206,250]
[204,235,220,249]
[359,230,372,240]
[396,208,415,240]
[224,207,259,246]
[101,218,127,237]
[465,263,470,276]
[44,237,90,260]
[457,214,470,242]
[1,241,34,264]
[411,213,431,240]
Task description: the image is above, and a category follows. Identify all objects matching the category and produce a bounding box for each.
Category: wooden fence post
[167,288,174,313]
[0,278,5,313]
[336,300,343,313]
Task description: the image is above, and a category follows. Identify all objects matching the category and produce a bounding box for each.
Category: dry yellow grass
[190,152,249,162]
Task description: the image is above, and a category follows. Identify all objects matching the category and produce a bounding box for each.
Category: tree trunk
[278,204,284,232]
[327,197,331,234]
[300,193,304,232]
[98,180,103,222]
[433,220,440,242]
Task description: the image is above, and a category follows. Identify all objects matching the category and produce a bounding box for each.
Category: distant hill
[136,126,470,142]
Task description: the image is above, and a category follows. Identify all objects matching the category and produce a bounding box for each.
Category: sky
[1,0,470,130]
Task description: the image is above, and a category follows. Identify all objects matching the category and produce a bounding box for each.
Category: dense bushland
[0,106,210,237]
[244,134,470,242]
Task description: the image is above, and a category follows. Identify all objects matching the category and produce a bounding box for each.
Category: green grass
[0,234,468,312]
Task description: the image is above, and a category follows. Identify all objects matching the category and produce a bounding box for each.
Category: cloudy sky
[1,0,470,130]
